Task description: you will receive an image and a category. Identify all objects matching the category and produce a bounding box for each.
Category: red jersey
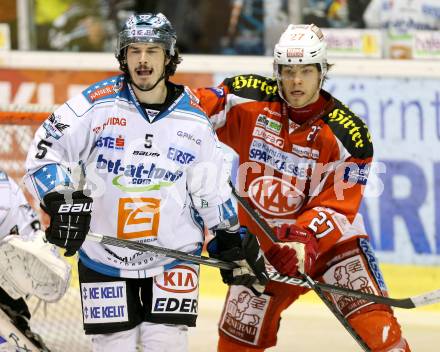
[195,74,373,253]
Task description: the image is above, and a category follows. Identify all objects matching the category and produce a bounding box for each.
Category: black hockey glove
[41,190,93,257]
[207,227,269,295]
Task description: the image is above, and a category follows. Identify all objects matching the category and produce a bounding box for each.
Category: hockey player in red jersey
[196,24,411,351]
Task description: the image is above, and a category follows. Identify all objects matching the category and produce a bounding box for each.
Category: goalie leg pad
[0,288,30,321]
[0,231,71,302]
[218,280,303,350]
[349,310,410,351]
[0,302,50,352]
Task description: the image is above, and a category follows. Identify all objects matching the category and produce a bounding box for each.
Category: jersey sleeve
[194,80,242,153]
[24,96,95,201]
[0,175,40,240]
[296,101,374,252]
[295,119,374,253]
[186,120,237,230]
[296,156,371,252]
[194,85,229,128]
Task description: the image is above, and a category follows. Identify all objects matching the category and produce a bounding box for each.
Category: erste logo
[117,197,160,239]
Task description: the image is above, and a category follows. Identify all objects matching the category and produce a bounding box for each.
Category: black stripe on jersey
[322,99,373,159]
[222,74,280,102]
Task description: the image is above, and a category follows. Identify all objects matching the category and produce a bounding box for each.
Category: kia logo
[154,265,198,293]
[248,176,304,216]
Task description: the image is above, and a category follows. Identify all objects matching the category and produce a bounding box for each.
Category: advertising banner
[0,69,213,105]
[413,30,440,59]
[327,77,440,264]
[0,24,10,51]
[323,29,382,58]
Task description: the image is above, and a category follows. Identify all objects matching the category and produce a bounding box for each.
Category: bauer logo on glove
[41,189,93,257]
[58,202,93,213]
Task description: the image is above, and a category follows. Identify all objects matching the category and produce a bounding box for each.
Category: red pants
[216,239,410,352]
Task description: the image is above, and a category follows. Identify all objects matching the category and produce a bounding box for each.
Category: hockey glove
[41,190,93,257]
[265,224,318,277]
[207,227,269,295]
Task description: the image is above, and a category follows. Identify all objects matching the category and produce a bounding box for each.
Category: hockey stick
[268,272,440,309]
[86,232,229,269]
[85,232,440,309]
[228,181,371,352]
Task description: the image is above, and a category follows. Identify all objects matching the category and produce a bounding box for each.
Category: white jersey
[0,171,39,241]
[25,75,236,279]
[363,0,440,33]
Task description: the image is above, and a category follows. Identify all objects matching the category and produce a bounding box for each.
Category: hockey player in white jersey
[25,13,268,352]
[0,170,70,352]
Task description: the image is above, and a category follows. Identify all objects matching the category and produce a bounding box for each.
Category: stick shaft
[87,232,233,269]
[86,232,440,309]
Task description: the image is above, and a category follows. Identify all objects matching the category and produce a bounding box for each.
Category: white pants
[91,322,188,352]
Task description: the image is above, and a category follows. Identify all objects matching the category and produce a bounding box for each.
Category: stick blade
[410,289,440,308]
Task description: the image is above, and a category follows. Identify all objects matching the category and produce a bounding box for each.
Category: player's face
[279,64,321,108]
[126,43,170,90]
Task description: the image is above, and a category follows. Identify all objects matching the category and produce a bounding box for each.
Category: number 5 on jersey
[35,140,53,159]
[117,198,160,239]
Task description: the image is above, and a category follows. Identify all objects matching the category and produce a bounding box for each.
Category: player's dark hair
[165,47,182,79]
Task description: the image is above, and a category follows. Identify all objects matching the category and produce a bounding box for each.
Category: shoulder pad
[322,99,373,159]
[42,112,70,140]
[82,75,125,104]
[184,86,201,105]
[0,170,9,183]
[178,89,209,119]
[206,87,225,98]
[223,74,280,101]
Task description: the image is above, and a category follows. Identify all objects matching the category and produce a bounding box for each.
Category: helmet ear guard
[273,24,328,89]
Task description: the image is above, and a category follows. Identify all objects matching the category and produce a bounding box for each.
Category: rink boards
[199,263,440,312]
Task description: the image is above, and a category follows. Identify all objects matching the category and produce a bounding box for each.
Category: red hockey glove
[265,224,318,277]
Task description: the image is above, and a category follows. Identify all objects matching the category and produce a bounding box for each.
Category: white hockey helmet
[273,24,328,88]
